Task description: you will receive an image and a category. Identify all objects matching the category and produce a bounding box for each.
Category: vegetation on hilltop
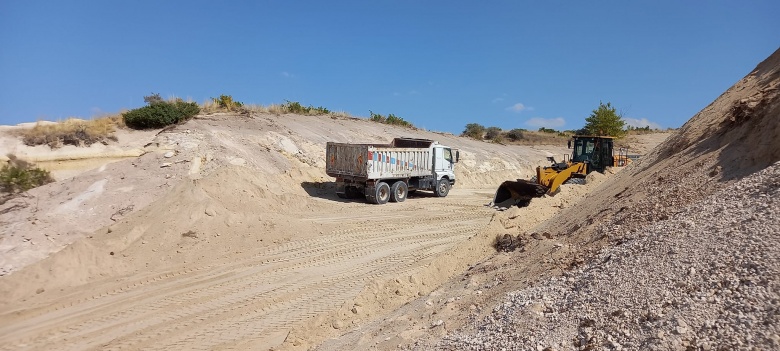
[16,116,123,148]
[0,155,54,195]
[369,110,414,128]
[123,93,200,129]
[461,101,668,144]
[583,101,626,137]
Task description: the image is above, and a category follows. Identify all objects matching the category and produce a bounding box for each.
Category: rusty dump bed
[491,179,549,208]
[325,138,435,180]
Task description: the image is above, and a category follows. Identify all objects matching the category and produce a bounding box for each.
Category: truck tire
[390,181,408,203]
[368,182,390,204]
[435,179,450,197]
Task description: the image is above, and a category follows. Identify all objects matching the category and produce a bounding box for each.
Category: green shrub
[0,156,54,193]
[368,111,413,128]
[538,127,558,134]
[369,110,385,123]
[123,98,200,129]
[280,100,331,115]
[462,123,486,139]
[211,95,244,110]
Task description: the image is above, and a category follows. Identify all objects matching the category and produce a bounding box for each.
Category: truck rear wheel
[368,182,390,204]
[390,181,408,203]
[435,179,450,197]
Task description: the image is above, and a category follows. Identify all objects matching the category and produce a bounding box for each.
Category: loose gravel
[439,161,780,350]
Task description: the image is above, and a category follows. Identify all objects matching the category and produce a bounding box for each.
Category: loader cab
[569,136,615,173]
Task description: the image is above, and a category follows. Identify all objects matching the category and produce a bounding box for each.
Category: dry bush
[267,104,287,115]
[330,110,353,118]
[244,104,270,114]
[503,130,571,145]
[200,99,219,114]
[0,154,54,194]
[16,117,121,148]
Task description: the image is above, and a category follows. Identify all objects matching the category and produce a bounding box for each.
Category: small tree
[583,102,625,137]
[462,123,486,139]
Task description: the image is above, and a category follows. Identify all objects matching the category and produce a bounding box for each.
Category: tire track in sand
[0,192,491,351]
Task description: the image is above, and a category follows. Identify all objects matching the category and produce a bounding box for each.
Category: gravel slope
[441,161,780,350]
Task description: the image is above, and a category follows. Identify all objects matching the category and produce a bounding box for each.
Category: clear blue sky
[1,1,778,134]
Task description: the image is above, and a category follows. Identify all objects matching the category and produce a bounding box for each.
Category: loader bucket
[491,180,549,208]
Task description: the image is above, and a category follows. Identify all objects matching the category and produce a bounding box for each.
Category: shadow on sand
[300,181,435,203]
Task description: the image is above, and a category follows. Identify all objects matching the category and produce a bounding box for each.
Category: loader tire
[564,177,586,185]
[435,179,450,197]
[390,181,408,203]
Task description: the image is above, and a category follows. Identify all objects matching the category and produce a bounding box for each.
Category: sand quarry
[0,48,778,351]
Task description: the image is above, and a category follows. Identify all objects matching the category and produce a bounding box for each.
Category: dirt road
[0,189,494,351]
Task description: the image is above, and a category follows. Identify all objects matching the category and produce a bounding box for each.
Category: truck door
[433,146,455,180]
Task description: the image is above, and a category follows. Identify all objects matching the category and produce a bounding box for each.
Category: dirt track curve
[0,189,493,351]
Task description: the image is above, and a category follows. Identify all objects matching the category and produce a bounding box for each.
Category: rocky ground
[439,162,779,350]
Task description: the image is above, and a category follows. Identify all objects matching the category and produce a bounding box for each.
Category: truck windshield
[443,148,453,163]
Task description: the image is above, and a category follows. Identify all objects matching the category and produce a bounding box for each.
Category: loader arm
[543,162,587,194]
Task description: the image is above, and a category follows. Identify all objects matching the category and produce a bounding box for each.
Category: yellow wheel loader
[492,136,631,208]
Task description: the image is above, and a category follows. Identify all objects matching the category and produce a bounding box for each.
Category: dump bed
[326,139,434,180]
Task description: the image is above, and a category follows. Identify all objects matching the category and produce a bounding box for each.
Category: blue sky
[1,1,778,134]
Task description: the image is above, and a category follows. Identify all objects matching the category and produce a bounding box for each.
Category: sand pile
[0,111,570,278]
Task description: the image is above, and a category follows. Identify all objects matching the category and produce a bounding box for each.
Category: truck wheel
[390,181,408,203]
[435,179,450,197]
[369,182,390,204]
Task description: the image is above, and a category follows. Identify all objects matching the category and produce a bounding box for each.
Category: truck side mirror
[567,140,572,149]
[455,151,460,163]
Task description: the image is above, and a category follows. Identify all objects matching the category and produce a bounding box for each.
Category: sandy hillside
[4,43,772,350]
[315,48,780,350]
[0,99,671,350]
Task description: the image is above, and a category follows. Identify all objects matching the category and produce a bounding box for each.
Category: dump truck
[325,138,458,204]
[492,135,631,208]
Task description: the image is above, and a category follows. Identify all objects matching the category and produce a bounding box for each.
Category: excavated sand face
[324,48,780,350]
[0,114,573,278]
[0,104,660,350]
